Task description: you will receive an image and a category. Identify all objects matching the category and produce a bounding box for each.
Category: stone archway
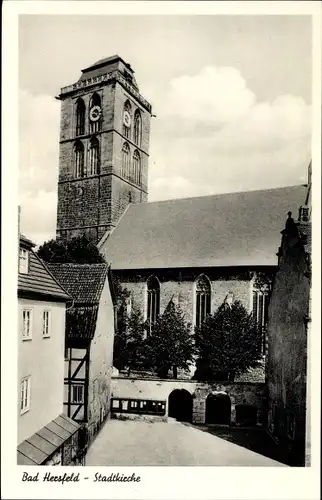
[205,393,231,425]
[168,389,193,422]
[235,404,257,426]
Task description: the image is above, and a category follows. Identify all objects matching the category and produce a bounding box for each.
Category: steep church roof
[99,185,306,270]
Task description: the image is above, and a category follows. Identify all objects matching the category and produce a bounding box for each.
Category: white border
[2,2,321,500]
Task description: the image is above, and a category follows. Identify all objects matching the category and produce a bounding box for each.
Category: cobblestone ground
[85,419,286,466]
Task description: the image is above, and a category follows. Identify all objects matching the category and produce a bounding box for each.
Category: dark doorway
[205,393,231,425]
[235,404,257,427]
[168,389,193,422]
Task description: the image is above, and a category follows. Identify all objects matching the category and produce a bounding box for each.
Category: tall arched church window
[122,142,130,179]
[89,93,102,134]
[132,150,141,185]
[122,100,132,139]
[75,98,85,136]
[134,110,142,146]
[195,275,211,328]
[74,140,85,178]
[88,137,99,176]
[147,276,160,333]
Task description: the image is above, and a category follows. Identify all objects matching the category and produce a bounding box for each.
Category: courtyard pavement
[85,419,286,466]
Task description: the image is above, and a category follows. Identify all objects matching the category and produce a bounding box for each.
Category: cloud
[19,189,57,246]
[19,90,60,244]
[18,65,311,242]
[149,65,311,200]
[19,90,60,196]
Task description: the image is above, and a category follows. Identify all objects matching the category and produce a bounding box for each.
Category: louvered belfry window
[88,137,99,176]
[74,140,85,178]
[75,98,85,136]
[195,275,211,328]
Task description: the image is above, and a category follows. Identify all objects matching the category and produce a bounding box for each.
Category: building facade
[99,186,306,363]
[17,235,83,466]
[56,55,152,244]
[266,165,311,466]
[47,263,116,446]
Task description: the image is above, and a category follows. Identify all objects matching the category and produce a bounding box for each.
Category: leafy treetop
[37,234,105,264]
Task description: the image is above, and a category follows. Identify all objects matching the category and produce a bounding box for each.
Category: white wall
[17,298,66,444]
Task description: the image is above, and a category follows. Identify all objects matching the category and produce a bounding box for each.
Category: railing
[111,397,166,417]
[60,72,152,113]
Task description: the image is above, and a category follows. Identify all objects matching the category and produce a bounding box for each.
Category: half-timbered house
[47,263,116,445]
[17,234,84,466]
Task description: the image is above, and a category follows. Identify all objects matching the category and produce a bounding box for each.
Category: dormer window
[19,248,29,274]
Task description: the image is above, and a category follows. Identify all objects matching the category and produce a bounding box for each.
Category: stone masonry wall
[266,219,310,465]
[114,268,253,328]
[111,377,266,425]
[87,279,115,443]
[57,75,150,243]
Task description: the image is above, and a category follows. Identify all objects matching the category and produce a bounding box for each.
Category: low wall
[111,377,266,425]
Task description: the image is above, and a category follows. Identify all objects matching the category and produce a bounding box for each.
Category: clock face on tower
[89,105,101,122]
[123,110,131,127]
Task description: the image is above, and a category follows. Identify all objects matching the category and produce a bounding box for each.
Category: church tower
[56,55,151,243]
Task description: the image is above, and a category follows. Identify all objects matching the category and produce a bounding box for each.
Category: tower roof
[78,54,138,88]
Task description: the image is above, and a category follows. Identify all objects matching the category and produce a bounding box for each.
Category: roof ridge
[137,184,304,207]
[32,252,71,300]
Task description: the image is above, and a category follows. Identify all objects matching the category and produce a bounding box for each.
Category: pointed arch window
[88,137,99,176]
[89,93,102,134]
[75,98,85,136]
[74,140,85,178]
[122,142,130,178]
[132,150,141,185]
[122,100,132,139]
[195,275,211,328]
[147,276,160,332]
[134,110,142,146]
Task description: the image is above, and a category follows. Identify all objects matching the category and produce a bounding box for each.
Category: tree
[194,300,262,382]
[112,278,147,374]
[37,234,105,264]
[145,301,195,379]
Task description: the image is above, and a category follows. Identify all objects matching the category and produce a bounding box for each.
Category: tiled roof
[17,414,80,465]
[18,245,70,301]
[65,305,99,340]
[99,185,307,270]
[47,263,109,304]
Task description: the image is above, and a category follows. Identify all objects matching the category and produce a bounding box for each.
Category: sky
[18,14,312,245]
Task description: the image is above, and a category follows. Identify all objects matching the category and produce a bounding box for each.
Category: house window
[75,98,85,136]
[132,150,141,185]
[22,309,32,340]
[122,142,130,178]
[147,276,160,332]
[72,384,84,404]
[20,376,31,414]
[195,275,211,327]
[74,140,85,178]
[89,93,101,134]
[88,136,99,176]
[42,310,51,338]
[122,100,132,139]
[252,290,269,354]
[134,110,142,146]
[19,248,29,274]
